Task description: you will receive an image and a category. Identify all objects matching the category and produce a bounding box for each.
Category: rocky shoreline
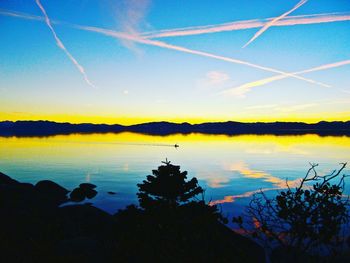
[0,171,264,263]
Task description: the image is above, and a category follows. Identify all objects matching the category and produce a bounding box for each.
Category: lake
[1,132,349,219]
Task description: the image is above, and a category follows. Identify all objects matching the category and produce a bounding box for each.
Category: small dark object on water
[107,191,116,195]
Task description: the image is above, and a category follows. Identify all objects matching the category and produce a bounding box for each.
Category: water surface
[1,132,349,217]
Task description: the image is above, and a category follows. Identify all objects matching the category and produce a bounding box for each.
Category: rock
[85,188,97,199]
[0,182,36,210]
[79,183,97,189]
[57,205,115,239]
[69,182,99,202]
[70,184,98,202]
[0,172,19,185]
[56,236,100,256]
[0,173,112,262]
[35,180,69,195]
[70,187,85,202]
[35,180,69,206]
[55,236,109,263]
[19,182,35,189]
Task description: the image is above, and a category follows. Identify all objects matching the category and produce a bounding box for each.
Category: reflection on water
[210,161,302,206]
[0,132,349,214]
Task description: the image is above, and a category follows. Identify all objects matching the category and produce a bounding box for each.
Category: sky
[0,0,350,124]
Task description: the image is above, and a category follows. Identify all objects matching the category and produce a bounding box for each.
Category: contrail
[34,0,96,88]
[0,9,42,21]
[243,0,308,48]
[141,12,350,39]
[5,9,350,40]
[74,25,329,87]
[223,59,350,97]
[0,8,73,27]
[0,8,329,87]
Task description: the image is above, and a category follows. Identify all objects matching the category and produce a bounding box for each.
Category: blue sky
[0,0,350,124]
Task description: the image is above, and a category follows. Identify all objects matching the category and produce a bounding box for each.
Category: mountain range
[0,120,349,136]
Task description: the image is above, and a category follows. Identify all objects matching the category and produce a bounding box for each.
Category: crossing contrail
[74,25,329,88]
[243,0,308,48]
[0,7,329,88]
[35,0,96,88]
[4,9,350,40]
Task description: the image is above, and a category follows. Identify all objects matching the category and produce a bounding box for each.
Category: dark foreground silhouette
[0,161,264,263]
[1,161,349,262]
[1,120,350,136]
[233,163,350,262]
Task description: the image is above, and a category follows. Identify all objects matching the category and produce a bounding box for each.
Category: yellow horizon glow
[0,112,349,125]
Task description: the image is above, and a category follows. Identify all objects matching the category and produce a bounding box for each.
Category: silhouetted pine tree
[137,159,204,210]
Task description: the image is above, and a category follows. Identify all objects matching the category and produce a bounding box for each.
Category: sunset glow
[1,0,349,124]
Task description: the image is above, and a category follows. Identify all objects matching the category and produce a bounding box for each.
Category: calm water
[1,132,349,217]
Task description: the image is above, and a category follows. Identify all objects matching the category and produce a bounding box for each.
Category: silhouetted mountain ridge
[0,120,349,136]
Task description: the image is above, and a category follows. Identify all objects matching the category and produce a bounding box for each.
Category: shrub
[233,163,350,261]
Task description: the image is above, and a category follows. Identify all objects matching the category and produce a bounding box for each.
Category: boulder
[35,180,69,195]
[56,204,115,239]
[70,184,98,202]
[0,172,19,185]
[0,182,36,211]
[35,180,69,206]
[55,236,100,259]
[85,188,97,199]
[79,183,97,189]
[70,187,85,202]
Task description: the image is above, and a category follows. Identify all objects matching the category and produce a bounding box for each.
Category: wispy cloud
[244,99,350,114]
[199,70,230,87]
[0,8,328,88]
[117,0,150,35]
[114,0,151,53]
[276,103,318,112]
[34,0,95,88]
[245,104,278,110]
[243,0,308,48]
[224,59,350,97]
[142,12,350,39]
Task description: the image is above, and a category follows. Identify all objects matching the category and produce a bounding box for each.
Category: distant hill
[0,120,349,136]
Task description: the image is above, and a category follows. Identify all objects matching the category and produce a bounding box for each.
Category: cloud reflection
[210,161,301,205]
